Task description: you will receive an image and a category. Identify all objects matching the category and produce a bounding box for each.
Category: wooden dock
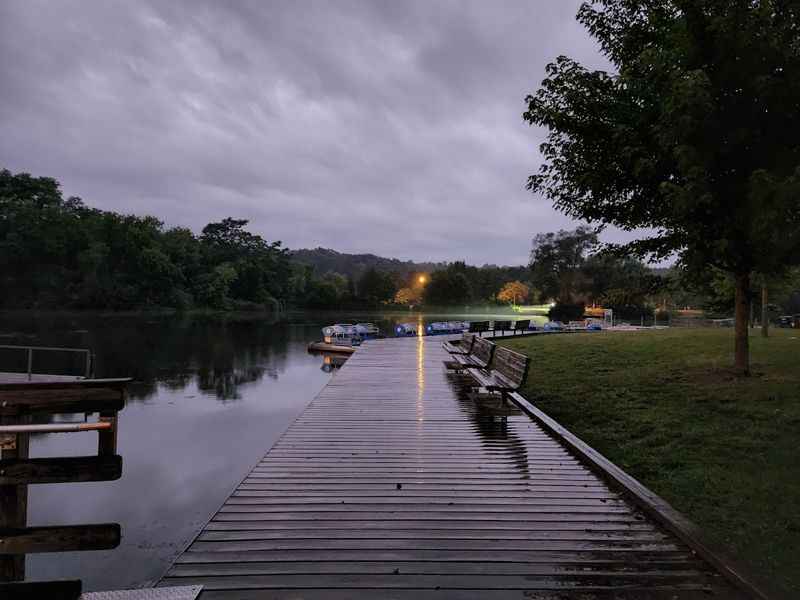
[0,372,83,383]
[160,336,751,599]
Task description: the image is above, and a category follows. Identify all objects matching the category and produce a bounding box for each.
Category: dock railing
[0,345,94,380]
[0,377,129,598]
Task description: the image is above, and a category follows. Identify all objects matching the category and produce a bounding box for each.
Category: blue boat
[395,322,419,336]
[425,321,470,335]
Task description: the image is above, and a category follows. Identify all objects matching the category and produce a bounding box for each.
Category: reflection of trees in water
[446,371,531,479]
[196,364,268,401]
[0,312,294,402]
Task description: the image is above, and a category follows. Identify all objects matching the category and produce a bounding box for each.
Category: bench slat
[465,346,530,395]
[470,337,495,366]
[443,332,475,355]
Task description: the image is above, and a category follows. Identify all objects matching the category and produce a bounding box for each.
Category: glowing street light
[418,275,427,285]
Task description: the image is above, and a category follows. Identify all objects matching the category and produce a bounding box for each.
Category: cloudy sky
[0,0,618,265]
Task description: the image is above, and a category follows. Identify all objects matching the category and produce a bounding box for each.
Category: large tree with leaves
[524,0,800,374]
[529,227,598,304]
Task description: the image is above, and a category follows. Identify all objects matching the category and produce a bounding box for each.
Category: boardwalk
[161,336,747,599]
[0,372,82,383]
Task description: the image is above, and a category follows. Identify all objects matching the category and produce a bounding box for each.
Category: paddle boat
[308,323,385,354]
[354,322,382,339]
[425,321,471,335]
[308,324,361,354]
[395,322,419,336]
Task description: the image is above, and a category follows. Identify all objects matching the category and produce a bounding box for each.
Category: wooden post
[734,272,751,376]
[97,412,117,457]
[0,414,29,581]
[761,284,769,338]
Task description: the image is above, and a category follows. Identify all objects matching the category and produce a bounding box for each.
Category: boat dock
[160,335,754,599]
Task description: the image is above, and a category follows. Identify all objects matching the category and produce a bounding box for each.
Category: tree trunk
[734,272,751,376]
[761,284,769,338]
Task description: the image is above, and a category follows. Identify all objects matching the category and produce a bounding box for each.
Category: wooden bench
[513,319,530,334]
[446,336,495,371]
[492,320,512,336]
[467,346,530,398]
[442,332,475,355]
[468,321,490,337]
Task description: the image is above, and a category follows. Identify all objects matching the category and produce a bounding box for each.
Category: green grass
[502,328,800,595]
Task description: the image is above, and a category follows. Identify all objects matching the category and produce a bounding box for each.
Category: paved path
[160,336,746,599]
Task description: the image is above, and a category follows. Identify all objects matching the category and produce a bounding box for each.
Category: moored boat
[354,323,383,339]
[395,322,419,336]
[308,323,383,354]
[425,321,470,335]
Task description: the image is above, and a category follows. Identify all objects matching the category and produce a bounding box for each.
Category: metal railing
[0,345,94,380]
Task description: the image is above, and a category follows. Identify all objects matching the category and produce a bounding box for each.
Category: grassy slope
[502,328,800,594]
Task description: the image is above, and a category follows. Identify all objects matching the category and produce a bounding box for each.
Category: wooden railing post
[0,414,29,581]
[97,412,118,456]
[0,377,130,591]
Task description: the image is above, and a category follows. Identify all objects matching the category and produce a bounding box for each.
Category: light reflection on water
[0,310,533,591]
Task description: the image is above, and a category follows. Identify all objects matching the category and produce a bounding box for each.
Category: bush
[549,303,585,322]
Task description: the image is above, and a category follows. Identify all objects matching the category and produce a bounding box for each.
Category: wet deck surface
[0,372,82,383]
[161,336,745,599]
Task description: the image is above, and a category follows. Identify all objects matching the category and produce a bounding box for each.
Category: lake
[0,310,532,591]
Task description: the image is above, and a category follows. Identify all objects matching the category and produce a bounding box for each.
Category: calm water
[0,310,528,591]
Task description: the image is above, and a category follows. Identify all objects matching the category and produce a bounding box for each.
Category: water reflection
[0,312,338,591]
[0,310,537,591]
[316,352,347,373]
[445,368,531,479]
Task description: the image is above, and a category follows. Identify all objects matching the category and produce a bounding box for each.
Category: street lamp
[418,275,426,285]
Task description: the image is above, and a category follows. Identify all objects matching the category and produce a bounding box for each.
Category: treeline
[4,169,798,317]
[1,169,291,310]
[0,169,536,312]
[526,227,800,321]
[291,247,444,281]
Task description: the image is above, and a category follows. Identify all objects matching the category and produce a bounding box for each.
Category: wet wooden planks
[0,372,82,384]
[161,336,747,599]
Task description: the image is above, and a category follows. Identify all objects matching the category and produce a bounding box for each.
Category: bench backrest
[514,319,530,330]
[493,320,512,332]
[468,321,490,334]
[460,332,476,350]
[492,346,530,389]
[470,336,495,365]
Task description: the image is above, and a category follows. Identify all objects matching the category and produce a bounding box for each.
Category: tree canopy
[423,266,472,306]
[0,169,291,310]
[524,0,800,373]
[529,227,598,304]
[497,281,530,305]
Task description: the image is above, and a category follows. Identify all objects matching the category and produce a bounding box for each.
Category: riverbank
[502,328,799,595]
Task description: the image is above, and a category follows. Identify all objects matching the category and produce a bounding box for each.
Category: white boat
[395,322,419,336]
[425,321,470,335]
[309,324,362,354]
[354,323,382,339]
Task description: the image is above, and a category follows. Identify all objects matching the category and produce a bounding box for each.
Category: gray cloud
[1,0,627,265]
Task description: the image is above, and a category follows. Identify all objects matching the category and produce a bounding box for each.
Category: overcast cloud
[0,0,622,265]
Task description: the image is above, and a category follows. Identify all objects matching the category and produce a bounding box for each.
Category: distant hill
[290,247,446,279]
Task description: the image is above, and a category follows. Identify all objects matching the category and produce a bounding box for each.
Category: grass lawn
[502,327,800,595]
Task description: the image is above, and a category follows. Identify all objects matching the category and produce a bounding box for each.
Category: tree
[200,218,290,306]
[305,279,341,308]
[581,254,659,317]
[423,269,472,306]
[195,263,238,310]
[497,281,530,305]
[394,287,421,305]
[524,1,800,374]
[357,268,396,305]
[529,227,598,303]
[0,168,292,311]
